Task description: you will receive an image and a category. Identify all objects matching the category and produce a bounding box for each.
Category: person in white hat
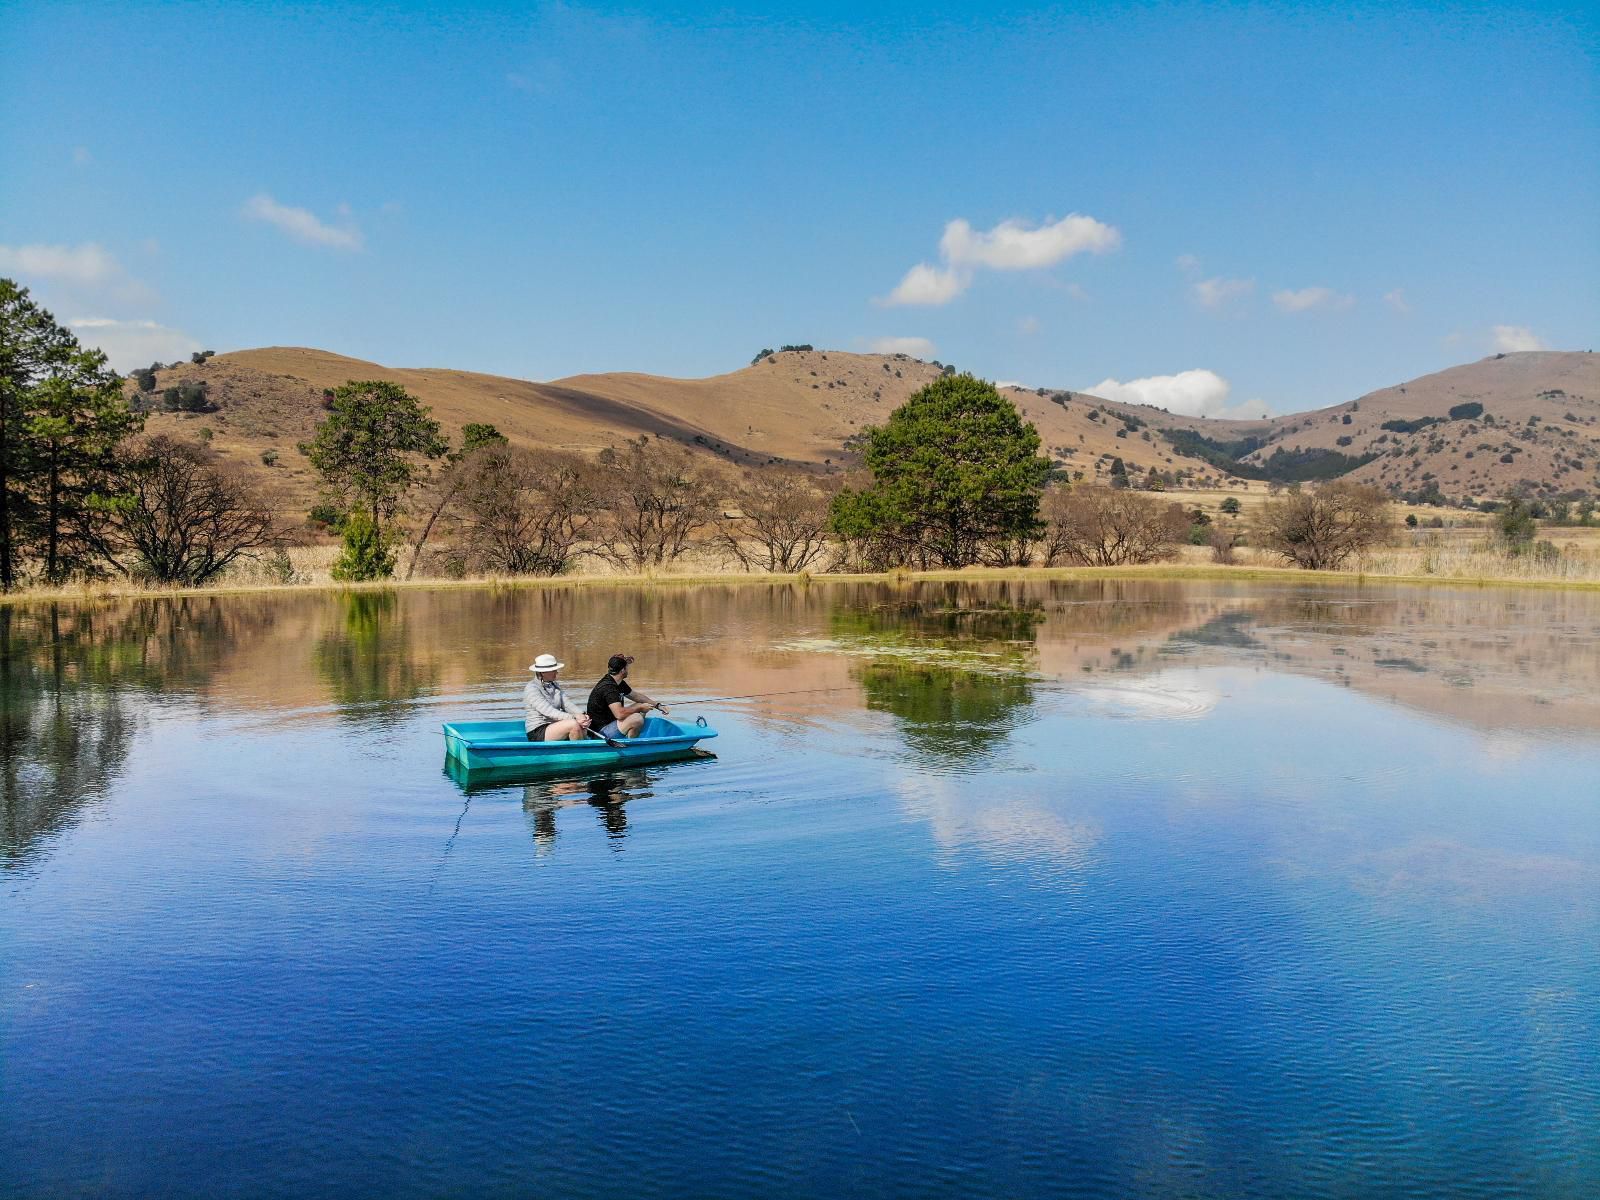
[524,653,592,742]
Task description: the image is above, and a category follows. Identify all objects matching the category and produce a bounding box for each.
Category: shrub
[1219,496,1242,515]
[1381,417,1441,434]
[1208,523,1238,564]
[1496,496,1537,550]
[329,510,396,581]
[1257,481,1392,570]
[1448,401,1484,421]
[260,449,278,466]
[1040,486,1189,566]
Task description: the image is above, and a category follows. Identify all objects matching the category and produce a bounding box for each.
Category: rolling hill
[128,346,1600,523]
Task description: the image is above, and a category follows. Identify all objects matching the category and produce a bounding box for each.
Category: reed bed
[8,529,1600,606]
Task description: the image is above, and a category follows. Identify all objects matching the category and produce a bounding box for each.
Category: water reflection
[522,772,655,851]
[0,607,137,869]
[314,591,439,724]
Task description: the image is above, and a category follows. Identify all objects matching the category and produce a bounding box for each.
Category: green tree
[1,281,73,588]
[1220,496,1242,515]
[307,380,447,578]
[1496,495,1537,551]
[460,422,507,452]
[330,509,396,581]
[28,347,142,582]
[1,280,146,588]
[828,374,1051,567]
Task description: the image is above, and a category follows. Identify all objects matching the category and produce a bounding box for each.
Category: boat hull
[442,715,718,780]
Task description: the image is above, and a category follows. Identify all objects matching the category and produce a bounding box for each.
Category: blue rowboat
[442,714,718,779]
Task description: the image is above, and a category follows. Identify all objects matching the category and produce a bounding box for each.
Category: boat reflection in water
[442,754,716,853]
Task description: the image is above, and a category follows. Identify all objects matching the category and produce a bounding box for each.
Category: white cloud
[0,242,122,287]
[881,262,968,306]
[994,380,1027,390]
[0,241,155,306]
[70,317,201,372]
[880,211,1120,307]
[1491,324,1547,352]
[1384,288,1410,313]
[1086,368,1270,419]
[939,214,1120,270]
[867,336,936,357]
[242,193,363,251]
[1272,286,1355,313]
[1193,276,1253,310]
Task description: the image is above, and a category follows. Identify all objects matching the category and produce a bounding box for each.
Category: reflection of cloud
[1346,838,1598,906]
[897,773,1100,875]
[1068,676,1219,720]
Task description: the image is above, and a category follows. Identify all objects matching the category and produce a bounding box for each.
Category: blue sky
[2,1,1596,415]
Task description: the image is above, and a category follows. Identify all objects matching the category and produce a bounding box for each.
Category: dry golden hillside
[1088,351,1600,502]
[129,347,1224,519]
[127,346,1598,526]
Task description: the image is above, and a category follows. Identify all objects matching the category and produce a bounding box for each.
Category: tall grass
[7,529,1600,605]
[1355,535,1600,584]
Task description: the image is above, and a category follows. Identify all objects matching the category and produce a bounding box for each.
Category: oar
[586,725,627,749]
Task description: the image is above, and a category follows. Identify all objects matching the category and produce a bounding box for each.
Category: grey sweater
[524,678,582,731]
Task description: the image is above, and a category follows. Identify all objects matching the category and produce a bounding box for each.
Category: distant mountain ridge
[129,346,1599,519]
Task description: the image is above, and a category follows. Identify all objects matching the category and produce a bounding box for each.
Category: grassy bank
[5,540,1600,607]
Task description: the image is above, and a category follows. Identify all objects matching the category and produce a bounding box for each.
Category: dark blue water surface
[3,580,1598,1198]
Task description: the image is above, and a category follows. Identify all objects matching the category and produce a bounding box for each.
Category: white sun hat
[529,653,566,673]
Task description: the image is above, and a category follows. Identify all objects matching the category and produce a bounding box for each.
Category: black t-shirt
[587,675,633,728]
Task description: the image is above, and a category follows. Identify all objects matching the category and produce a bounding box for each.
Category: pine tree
[28,347,142,582]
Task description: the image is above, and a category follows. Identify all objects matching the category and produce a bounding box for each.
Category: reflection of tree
[313,591,439,722]
[857,660,1035,766]
[829,589,1041,768]
[0,606,135,869]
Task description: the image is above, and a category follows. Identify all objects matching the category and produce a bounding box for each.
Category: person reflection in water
[524,776,635,853]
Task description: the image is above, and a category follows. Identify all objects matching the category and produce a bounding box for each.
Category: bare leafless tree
[715,468,835,572]
[1256,481,1393,570]
[1040,485,1189,566]
[94,435,276,584]
[590,442,715,570]
[451,444,596,575]
[1208,522,1239,564]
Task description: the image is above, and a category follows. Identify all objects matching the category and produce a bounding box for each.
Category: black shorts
[526,723,552,742]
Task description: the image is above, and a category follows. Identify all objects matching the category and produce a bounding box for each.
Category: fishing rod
[668,685,855,706]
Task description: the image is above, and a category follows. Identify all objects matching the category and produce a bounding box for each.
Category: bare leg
[618,712,645,738]
[543,718,583,741]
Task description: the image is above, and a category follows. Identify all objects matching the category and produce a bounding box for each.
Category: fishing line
[669,685,856,706]
[427,794,472,897]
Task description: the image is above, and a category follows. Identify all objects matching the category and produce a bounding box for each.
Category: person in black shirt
[586,653,669,739]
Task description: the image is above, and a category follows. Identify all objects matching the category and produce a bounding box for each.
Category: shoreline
[4,560,1599,608]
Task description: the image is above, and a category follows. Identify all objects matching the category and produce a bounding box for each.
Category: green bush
[1448,401,1484,421]
[330,510,395,581]
[308,503,345,530]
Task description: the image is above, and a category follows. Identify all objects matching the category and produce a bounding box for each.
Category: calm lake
[3,579,1598,1198]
